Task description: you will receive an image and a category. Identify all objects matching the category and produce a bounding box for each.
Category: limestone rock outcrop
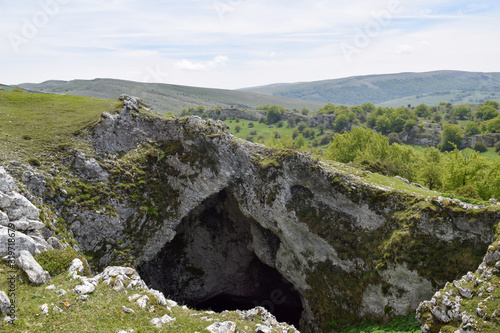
[15,96,500,332]
[0,167,53,258]
[417,239,500,332]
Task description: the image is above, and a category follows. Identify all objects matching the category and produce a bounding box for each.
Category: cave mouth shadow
[191,255,304,328]
[137,189,304,329]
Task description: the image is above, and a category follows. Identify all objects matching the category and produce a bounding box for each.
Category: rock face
[416,239,500,332]
[0,167,53,258]
[18,98,500,332]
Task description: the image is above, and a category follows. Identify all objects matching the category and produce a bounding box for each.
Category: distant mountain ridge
[240,70,500,106]
[12,71,500,111]
[17,79,326,114]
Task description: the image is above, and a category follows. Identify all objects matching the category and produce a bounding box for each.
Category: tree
[476,105,499,121]
[248,122,254,128]
[432,114,442,123]
[483,100,500,108]
[415,104,431,117]
[318,103,336,114]
[302,128,315,138]
[443,149,488,191]
[301,107,310,116]
[387,132,401,145]
[266,105,285,124]
[486,116,500,133]
[453,105,471,120]
[404,119,416,131]
[234,125,241,133]
[440,124,463,151]
[361,103,376,113]
[333,114,349,133]
[375,116,390,134]
[419,147,443,190]
[366,113,378,128]
[318,124,325,135]
[326,128,385,163]
[464,122,481,136]
[473,142,487,153]
[297,122,307,132]
[295,135,306,148]
[350,105,363,115]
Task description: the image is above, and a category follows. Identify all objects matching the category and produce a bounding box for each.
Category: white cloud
[174,55,229,71]
[394,44,413,54]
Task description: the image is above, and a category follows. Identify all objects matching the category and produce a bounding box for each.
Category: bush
[388,132,402,145]
[473,141,487,153]
[248,122,254,128]
[495,141,500,153]
[28,158,41,167]
[454,185,481,200]
[249,130,257,136]
[34,247,92,277]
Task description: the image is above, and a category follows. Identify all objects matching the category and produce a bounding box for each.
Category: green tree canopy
[452,105,471,120]
[486,116,500,133]
[441,124,463,151]
[415,104,431,117]
[318,103,336,114]
[483,100,500,108]
[265,105,286,124]
[476,105,499,121]
[464,122,481,136]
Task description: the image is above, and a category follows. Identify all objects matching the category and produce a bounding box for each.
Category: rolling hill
[240,70,500,107]
[17,79,326,114]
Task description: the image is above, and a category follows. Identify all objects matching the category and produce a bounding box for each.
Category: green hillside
[17,79,325,114]
[0,89,122,164]
[240,71,500,106]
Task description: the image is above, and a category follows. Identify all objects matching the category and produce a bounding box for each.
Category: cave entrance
[137,190,304,328]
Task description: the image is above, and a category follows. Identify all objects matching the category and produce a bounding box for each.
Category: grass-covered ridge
[0,89,122,164]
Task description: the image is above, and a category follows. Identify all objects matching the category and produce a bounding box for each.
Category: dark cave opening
[137,189,304,329]
[192,256,304,328]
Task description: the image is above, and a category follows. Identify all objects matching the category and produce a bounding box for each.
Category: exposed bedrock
[59,101,500,332]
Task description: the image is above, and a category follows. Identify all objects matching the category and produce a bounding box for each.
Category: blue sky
[1,0,499,89]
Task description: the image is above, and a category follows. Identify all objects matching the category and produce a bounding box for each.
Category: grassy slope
[0,261,287,333]
[240,70,500,106]
[17,79,326,114]
[0,90,122,164]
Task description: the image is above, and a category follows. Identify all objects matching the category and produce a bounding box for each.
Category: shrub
[454,185,481,200]
[387,132,401,145]
[249,130,257,136]
[34,247,92,277]
[28,158,41,167]
[495,141,500,153]
[473,141,487,153]
[248,122,254,128]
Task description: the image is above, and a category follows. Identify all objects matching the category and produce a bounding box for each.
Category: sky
[1,0,500,89]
